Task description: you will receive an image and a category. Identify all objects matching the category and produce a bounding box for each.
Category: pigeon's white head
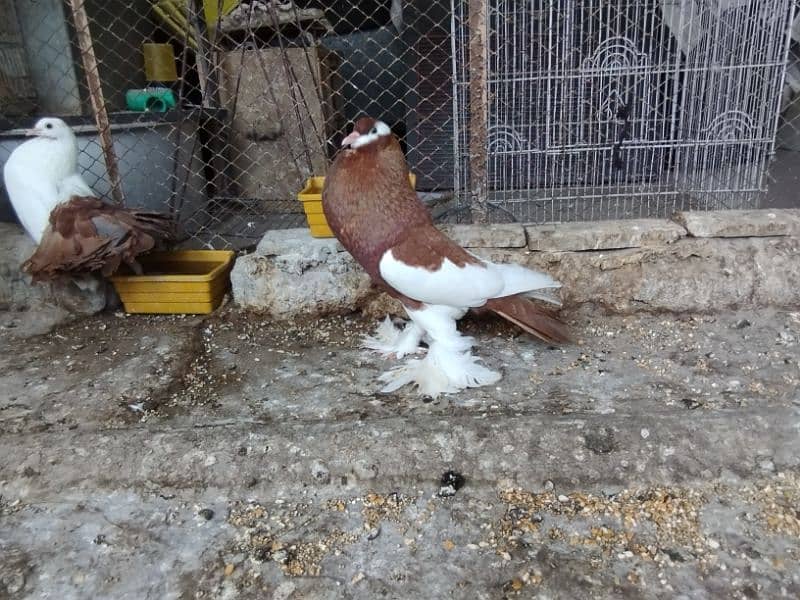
[340,117,392,149]
[26,118,74,141]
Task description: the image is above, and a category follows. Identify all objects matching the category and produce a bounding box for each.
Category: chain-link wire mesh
[0,0,798,250]
[771,1,800,207]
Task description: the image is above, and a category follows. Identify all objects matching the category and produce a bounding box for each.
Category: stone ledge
[231,209,800,320]
[483,235,800,314]
[526,218,686,252]
[675,209,800,238]
[254,228,343,256]
[231,230,372,317]
[0,223,107,336]
[438,223,526,248]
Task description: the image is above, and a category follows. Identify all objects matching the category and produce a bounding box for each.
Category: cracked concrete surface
[1,306,799,599]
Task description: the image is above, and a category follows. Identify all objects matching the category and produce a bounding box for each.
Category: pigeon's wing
[22,196,174,281]
[379,224,562,309]
[2,158,58,243]
[22,197,117,280]
[378,225,505,308]
[23,224,113,281]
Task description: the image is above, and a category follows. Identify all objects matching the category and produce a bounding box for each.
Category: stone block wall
[0,223,108,336]
[231,209,800,318]
[3,210,798,333]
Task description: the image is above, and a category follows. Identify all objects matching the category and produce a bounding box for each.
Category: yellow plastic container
[110,250,235,314]
[143,43,178,82]
[202,0,239,27]
[298,173,416,238]
[297,176,333,237]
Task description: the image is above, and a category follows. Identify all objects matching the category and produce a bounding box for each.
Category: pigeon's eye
[45,123,53,129]
[370,127,377,134]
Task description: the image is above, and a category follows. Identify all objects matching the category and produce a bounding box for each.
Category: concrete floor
[1,306,799,599]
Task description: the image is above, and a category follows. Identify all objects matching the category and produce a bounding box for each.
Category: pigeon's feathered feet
[377,305,500,398]
[378,343,500,398]
[362,316,425,359]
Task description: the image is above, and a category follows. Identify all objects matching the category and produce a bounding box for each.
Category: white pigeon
[3,117,94,244]
[2,117,174,284]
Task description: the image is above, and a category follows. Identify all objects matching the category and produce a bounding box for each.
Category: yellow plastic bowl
[298,173,417,238]
[110,250,235,314]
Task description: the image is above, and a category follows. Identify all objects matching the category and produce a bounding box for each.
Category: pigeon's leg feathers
[378,344,501,398]
[406,304,470,351]
[362,316,425,359]
[377,304,500,398]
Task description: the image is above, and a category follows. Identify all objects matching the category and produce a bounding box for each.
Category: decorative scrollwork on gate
[703,110,756,141]
[581,36,650,74]
[487,124,527,153]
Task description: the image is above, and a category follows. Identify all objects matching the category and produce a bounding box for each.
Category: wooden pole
[468,0,489,223]
[67,0,125,204]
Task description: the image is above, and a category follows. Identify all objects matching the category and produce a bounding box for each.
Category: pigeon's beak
[23,128,40,137]
[341,131,361,148]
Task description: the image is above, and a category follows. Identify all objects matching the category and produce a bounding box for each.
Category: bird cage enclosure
[452,0,797,222]
[0,0,797,250]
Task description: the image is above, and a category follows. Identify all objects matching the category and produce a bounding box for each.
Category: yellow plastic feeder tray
[110,250,235,314]
[298,173,416,238]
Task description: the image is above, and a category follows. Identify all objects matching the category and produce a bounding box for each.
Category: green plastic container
[125,88,177,112]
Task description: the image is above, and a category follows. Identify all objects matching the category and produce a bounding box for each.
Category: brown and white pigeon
[3,117,175,283]
[322,116,568,397]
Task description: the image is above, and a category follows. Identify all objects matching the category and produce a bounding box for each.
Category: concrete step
[1,307,799,599]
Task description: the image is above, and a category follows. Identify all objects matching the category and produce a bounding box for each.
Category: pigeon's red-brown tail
[486,295,570,345]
